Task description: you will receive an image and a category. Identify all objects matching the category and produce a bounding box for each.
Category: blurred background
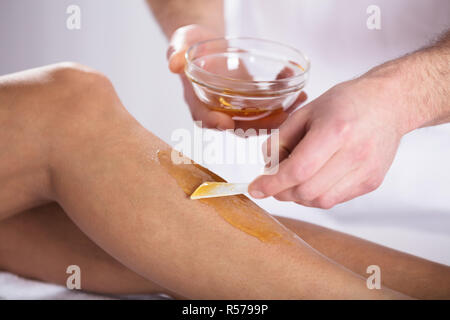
[0,0,449,270]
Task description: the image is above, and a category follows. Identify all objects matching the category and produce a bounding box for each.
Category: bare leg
[0,203,172,296]
[278,217,450,299]
[0,63,404,299]
[1,203,448,299]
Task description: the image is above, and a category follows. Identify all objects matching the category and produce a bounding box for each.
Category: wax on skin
[157,149,296,243]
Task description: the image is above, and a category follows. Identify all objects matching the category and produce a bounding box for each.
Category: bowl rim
[184,36,310,86]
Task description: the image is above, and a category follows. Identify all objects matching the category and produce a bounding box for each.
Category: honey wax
[157,149,295,243]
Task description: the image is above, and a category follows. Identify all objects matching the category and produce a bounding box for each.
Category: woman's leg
[0,63,404,299]
[278,217,450,299]
[0,202,172,296]
[1,203,448,299]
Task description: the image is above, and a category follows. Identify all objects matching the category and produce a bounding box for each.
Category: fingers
[328,168,383,205]
[192,106,235,130]
[278,101,311,153]
[168,49,186,74]
[262,99,311,166]
[285,91,308,114]
[298,168,378,209]
[270,66,296,91]
[167,28,188,73]
[260,92,308,165]
[249,120,344,199]
[234,110,289,132]
[269,155,383,209]
[272,150,356,203]
[234,91,308,134]
[167,25,218,74]
[276,66,295,80]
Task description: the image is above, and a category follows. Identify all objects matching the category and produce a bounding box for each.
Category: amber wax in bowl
[185,37,310,121]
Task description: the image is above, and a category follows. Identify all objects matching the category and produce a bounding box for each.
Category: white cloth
[0,272,114,300]
[0,272,170,300]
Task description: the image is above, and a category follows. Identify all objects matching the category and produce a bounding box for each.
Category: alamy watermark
[366,265,381,289]
[66,5,81,30]
[170,122,280,173]
[366,5,381,30]
[66,265,81,290]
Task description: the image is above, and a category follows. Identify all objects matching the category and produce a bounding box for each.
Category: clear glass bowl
[185,37,310,121]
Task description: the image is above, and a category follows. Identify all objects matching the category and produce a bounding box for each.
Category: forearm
[365,30,450,135]
[279,218,450,299]
[147,0,224,38]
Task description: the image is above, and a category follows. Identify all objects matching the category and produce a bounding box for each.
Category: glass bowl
[185,37,310,121]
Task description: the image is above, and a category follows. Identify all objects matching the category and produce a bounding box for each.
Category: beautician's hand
[249,30,450,208]
[167,24,307,131]
[248,76,405,208]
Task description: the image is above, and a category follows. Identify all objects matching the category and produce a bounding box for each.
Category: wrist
[363,50,449,135]
[149,0,225,39]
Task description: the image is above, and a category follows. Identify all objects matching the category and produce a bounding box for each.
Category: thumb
[270,104,312,164]
[168,49,186,73]
[167,25,195,74]
[167,24,219,74]
[167,29,189,74]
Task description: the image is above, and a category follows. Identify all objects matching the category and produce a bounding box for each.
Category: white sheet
[0,272,170,300]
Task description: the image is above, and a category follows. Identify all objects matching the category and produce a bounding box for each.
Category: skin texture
[0,63,409,299]
[146,0,450,208]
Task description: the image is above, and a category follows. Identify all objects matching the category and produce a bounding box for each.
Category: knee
[51,62,115,103]
[47,62,121,124]
[42,62,127,145]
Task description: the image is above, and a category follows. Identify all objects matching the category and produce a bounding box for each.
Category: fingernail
[249,190,266,199]
[166,46,175,61]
